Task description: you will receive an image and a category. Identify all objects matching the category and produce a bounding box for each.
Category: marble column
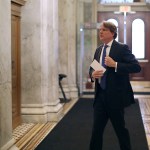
[21,0,63,123]
[58,0,78,100]
[0,1,18,150]
[92,0,98,55]
[76,0,84,92]
[66,0,78,99]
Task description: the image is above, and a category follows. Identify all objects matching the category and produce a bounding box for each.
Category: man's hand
[105,56,116,68]
[92,70,104,79]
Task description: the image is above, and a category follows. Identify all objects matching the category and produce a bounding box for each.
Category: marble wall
[0,0,12,147]
[0,1,18,150]
[0,0,79,149]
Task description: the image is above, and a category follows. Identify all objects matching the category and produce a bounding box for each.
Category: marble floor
[13,81,150,150]
[130,80,150,148]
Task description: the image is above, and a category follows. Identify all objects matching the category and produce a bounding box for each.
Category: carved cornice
[11,0,26,6]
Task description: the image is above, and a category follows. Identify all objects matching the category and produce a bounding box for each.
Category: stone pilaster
[67,0,78,99]
[58,0,78,100]
[21,0,63,123]
[0,0,18,149]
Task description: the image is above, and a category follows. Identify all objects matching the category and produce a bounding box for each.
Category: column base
[21,100,63,123]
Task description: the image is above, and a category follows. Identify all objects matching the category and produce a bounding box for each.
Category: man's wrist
[115,62,117,68]
[115,62,117,72]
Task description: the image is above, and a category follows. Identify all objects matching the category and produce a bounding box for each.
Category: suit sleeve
[117,44,141,74]
[89,47,100,82]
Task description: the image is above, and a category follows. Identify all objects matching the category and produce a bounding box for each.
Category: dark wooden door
[126,12,150,81]
[11,4,21,129]
[97,11,150,81]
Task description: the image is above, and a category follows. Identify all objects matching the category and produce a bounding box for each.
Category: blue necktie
[100,45,108,89]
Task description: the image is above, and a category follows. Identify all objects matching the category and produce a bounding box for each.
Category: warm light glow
[119,6,131,12]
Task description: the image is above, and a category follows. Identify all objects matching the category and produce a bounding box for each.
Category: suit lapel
[95,41,118,67]
[109,40,117,58]
[96,45,103,62]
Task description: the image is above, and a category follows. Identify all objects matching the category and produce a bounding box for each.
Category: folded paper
[90,59,106,72]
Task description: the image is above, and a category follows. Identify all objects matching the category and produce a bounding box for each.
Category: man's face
[99,25,114,44]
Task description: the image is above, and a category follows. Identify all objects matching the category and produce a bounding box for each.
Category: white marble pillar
[0,1,18,150]
[58,0,78,100]
[21,0,63,123]
[58,0,70,99]
[67,0,78,99]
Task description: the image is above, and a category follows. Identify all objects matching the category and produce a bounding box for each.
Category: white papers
[90,59,106,72]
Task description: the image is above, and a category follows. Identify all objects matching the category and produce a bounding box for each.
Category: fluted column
[0,1,18,150]
[21,0,63,123]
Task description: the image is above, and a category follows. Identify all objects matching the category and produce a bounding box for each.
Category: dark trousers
[89,88,131,150]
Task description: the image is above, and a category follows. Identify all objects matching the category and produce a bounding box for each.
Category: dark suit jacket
[89,40,141,109]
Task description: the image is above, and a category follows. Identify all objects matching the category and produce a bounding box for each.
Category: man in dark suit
[89,21,141,150]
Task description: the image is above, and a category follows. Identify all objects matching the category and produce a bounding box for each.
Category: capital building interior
[1,0,150,150]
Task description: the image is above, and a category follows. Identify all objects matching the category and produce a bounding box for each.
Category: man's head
[99,21,117,44]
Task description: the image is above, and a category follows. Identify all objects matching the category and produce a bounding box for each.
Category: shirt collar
[105,40,113,48]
